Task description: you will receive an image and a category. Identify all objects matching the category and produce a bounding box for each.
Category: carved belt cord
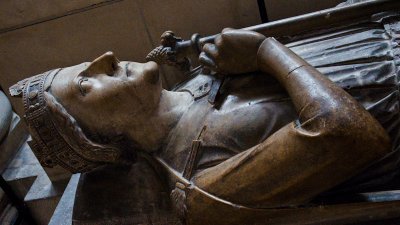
[170,125,207,221]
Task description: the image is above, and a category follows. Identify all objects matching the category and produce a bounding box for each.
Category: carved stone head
[10,52,161,173]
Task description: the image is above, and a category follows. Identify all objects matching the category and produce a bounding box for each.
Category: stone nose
[86,51,119,76]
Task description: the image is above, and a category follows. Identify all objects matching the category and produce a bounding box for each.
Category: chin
[143,61,160,84]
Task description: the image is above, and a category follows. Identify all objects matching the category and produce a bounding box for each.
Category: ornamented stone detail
[9,69,120,173]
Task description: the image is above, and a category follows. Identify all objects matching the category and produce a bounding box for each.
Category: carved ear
[44,92,122,163]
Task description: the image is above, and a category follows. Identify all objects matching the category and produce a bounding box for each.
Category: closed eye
[78,77,89,96]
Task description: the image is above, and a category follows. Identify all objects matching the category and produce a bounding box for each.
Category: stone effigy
[8,1,400,224]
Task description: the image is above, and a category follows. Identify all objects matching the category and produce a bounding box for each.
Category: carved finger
[214,34,223,47]
[199,52,217,70]
[202,43,219,59]
[215,29,235,46]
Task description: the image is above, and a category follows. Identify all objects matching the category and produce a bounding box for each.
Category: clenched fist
[199,28,266,75]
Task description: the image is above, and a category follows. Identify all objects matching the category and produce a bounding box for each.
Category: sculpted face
[50,52,161,137]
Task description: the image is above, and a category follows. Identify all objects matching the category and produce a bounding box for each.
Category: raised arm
[194,29,391,207]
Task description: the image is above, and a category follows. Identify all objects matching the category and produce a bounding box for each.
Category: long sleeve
[193,38,391,208]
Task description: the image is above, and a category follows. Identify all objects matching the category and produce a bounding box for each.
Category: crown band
[10,69,102,173]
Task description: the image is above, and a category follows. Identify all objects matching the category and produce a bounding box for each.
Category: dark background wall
[0,0,344,115]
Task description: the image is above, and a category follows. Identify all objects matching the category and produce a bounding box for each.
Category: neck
[126,89,193,151]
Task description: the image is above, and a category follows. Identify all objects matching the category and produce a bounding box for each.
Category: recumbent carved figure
[9,28,396,224]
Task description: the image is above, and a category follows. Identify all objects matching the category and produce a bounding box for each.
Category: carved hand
[199,28,265,74]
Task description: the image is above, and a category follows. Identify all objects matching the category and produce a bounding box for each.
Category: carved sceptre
[146,31,201,72]
[146,0,398,72]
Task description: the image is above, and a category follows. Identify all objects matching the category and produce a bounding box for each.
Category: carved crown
[9,69,121,173]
